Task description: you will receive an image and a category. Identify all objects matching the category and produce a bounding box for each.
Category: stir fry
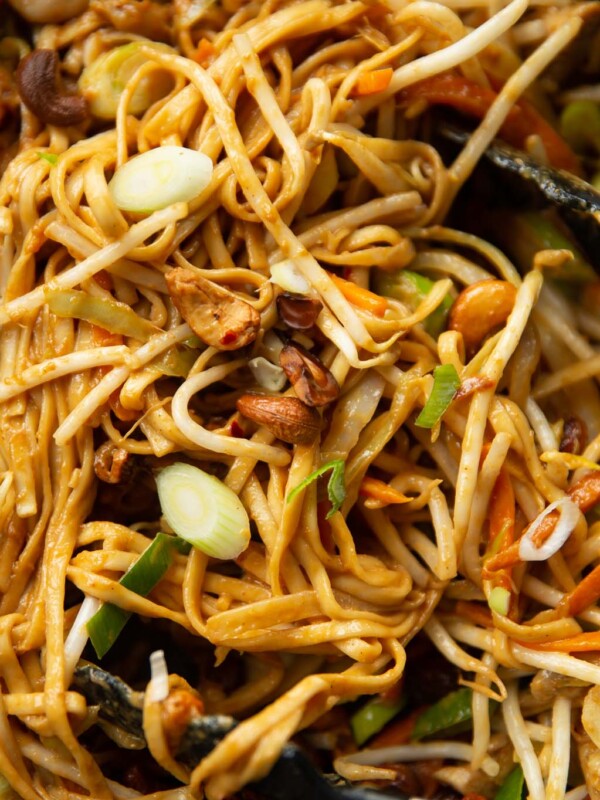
[0,0,600,798]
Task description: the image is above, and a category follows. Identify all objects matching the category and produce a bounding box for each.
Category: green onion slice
[374,269,453,338]
[351,693,406,746]
[287,458,346,519]
[488,586,511,616]
[495,765,525,800]
[87,533,189,659]
[79,42,174,120]
[411,687,474,740]
[109,146,213,214]
[156,462,251,560]
[37,152,58,165]
[415,364,461,429]
[560,100,600,153]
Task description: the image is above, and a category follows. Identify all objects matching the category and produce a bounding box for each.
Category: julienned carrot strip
[518,632,600,652]
[91,324,123,348]
[194,38,216,66]
[455,601,493,628]
[352,67,394,97]
[399,73,581,175]
[359,476,411,505]
[329,273,388,317]
[369,706,426,748]
[94,270,114,291]
[557,563,600,617]
[484,472,600,574]
[488,469,515,548]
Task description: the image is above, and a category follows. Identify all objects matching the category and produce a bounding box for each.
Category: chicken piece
[166,267,260,351]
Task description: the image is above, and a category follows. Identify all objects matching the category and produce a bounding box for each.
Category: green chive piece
[415,364,461,429]
[287,458,346,518]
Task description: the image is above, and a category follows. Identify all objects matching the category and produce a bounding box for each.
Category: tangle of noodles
[0,0,599,798]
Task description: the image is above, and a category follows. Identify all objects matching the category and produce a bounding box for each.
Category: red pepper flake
[230,419,246,438]
[453,375,495,402]
[220,331,238,346]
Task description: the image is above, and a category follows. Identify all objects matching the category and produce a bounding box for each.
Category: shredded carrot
[517,632,600,652]
[91,325,123,348]
[94,270,114,291]
[329,273,387,317]
[109,389,138,422]
[482,469,516,608]
[370,706,426,748]
[488,469,515,549]
[359,476,411,506]
[399,72,581,174]
[352,67,393,97]
[94,357,138,422]
[194,38,216,66]
[485,472,600,574]
[557,563,600,618]
[455,601,493,628]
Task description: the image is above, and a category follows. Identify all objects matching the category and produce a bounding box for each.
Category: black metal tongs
[73,665,408,800]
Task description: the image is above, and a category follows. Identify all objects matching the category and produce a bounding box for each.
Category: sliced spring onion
[270,260,310,294]
[148,650,170,703]
[351,693,406,746]
[287,458,346,519]
[87,533,189,659]
[495,765,525,800]
[560,100,600,154]
[518,497,581,562]
[79,42,174,119]
[415,364,461,429]
[156,462,251,560]
[248,356,287,391]
[46,289,158,342]
[374,269,453,337]
[37,152,58,166]
[109,146,213,214]
[411,687,474,740]
[488,586,511,616]
[64,595,102,678]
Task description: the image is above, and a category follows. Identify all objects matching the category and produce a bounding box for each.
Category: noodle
[0,0,598,797]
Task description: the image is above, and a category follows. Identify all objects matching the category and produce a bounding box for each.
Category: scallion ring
[109,146,213,214]
[156,462,250,560]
